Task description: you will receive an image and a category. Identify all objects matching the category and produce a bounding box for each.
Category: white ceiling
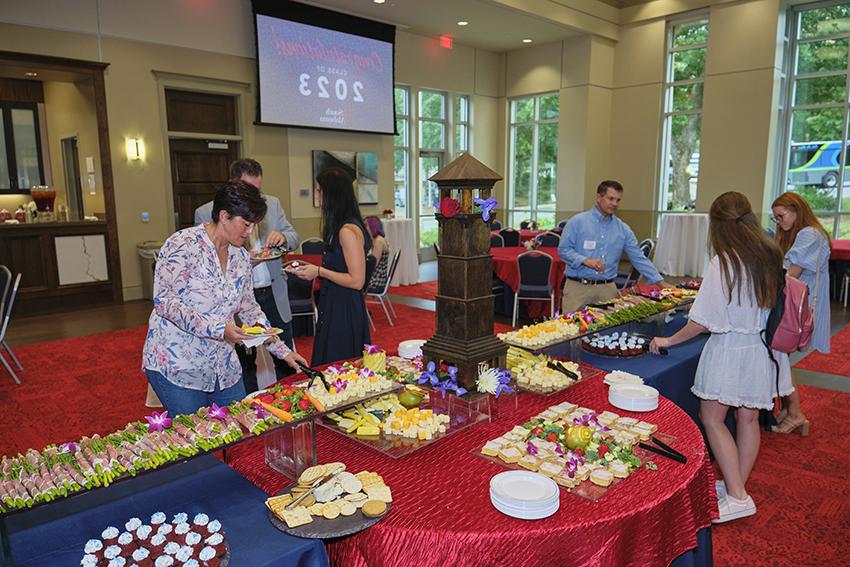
[306,0,585,52]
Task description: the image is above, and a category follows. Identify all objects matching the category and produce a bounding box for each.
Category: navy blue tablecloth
[576,315,708,424]
[5,456,328,567]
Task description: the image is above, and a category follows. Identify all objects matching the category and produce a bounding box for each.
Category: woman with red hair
[770,192,832,436]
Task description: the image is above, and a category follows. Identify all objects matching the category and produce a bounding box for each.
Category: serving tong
[546,360,579,380]
[638,437,687,464]
[298,361,330,391]
[631,333,668,356]
[284,464,346,510]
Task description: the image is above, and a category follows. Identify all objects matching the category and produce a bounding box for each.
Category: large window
[507,93,559,229]
[779,2,850,238]
[455,94,470,157]
[394,86,411,219]
[0,102,45,191]
[659,18,708,212]
[418,89,447,248]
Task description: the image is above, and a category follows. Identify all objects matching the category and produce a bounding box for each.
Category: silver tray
[267,483,391,539]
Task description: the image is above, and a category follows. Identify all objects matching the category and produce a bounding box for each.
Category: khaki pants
[561,279,618,313]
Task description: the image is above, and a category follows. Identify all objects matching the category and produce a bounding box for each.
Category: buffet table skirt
[383,218,419,286]
[6,455,328,567]
[230,373,716,567]
[491,246,566,319]
[654,213,710,277]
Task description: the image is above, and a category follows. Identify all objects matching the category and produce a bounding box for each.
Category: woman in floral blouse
[143,181,307,415]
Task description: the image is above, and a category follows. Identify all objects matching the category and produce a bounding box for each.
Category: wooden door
[169,139,237,230]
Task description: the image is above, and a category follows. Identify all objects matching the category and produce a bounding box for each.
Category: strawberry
[546,432,558,443]
[258,394,275,404]
[277,399,292,412]
[298,398,311,411]
[598,444,609,458]
[531,427,543,437]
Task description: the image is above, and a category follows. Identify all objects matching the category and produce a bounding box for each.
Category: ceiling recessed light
[522,39,533,43]
[457,21,468,26]
[24,72,38,77]
[373,0,385,3]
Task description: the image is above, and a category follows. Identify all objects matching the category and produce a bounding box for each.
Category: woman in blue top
[770,192,832,436]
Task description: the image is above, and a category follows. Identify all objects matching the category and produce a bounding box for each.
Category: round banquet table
[382,218,419,286]
[229,373,717,567]
[654,213,710,277]
[491,246,566,319]
[831,239,850,261]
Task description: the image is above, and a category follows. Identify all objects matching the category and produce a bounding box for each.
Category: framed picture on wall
[311,150,379,206]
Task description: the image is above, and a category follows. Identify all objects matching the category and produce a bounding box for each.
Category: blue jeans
[145,370,246,416]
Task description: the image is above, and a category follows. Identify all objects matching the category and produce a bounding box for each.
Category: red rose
[277,399,292,412]
[598,444,609,458]
[546,432,558,443]
[439,197,462,218]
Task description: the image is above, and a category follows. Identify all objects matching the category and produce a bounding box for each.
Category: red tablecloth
[491,247,566,318]
[230,373,715,566]
[491,229,547,243]
[832,240,850,261]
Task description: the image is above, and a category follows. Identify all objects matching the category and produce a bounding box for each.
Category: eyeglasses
[769,214,784,224]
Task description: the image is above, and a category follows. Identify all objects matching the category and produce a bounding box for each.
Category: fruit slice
[356,424,380,436]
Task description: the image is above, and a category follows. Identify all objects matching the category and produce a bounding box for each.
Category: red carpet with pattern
[387,280,438,300]
[711,384,850,565]
[794,323,850,377]
[0,303,510,456]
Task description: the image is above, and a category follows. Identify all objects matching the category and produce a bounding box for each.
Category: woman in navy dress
[288,167,372,366]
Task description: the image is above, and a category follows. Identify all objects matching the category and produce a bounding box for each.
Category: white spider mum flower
[477,364,500,394]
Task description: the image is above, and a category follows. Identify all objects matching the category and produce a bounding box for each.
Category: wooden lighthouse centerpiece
[420,153,508,390]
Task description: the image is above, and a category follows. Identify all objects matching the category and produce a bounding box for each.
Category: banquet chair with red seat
[499,228,520,247]
[0,266,22,384]
[513,251,554,327]
[537,232,561,247]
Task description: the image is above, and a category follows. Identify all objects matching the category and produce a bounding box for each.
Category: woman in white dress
[770,191,831,436]
[650,192,793,524]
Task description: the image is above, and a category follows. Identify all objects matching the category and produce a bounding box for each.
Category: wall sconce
[126,138,144,161]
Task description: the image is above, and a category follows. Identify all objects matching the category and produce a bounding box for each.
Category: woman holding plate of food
[287,167,372,366]
[143,181,307,416]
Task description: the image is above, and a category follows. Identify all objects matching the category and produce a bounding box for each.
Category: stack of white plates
[489,471,560,520]
[608,383,659,412]
[398,339,426,359]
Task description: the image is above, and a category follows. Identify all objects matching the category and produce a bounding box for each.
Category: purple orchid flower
[418,360,439,386]
[59,442,80,453]
[330,378,348,392]
[145,411,172,432]
[494,369,514,397]
[363,344,382,354]
[250,402,269,419]
[526,440,539,456]
[433,380,451,397]
[473,196,499,222]
[207,403,229,421]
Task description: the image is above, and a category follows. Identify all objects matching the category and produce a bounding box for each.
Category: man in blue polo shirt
[558,180,672,313]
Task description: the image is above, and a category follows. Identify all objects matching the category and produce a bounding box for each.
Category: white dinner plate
[608,383,659,412]
[398,339,426,359]
[489,471,559,504]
